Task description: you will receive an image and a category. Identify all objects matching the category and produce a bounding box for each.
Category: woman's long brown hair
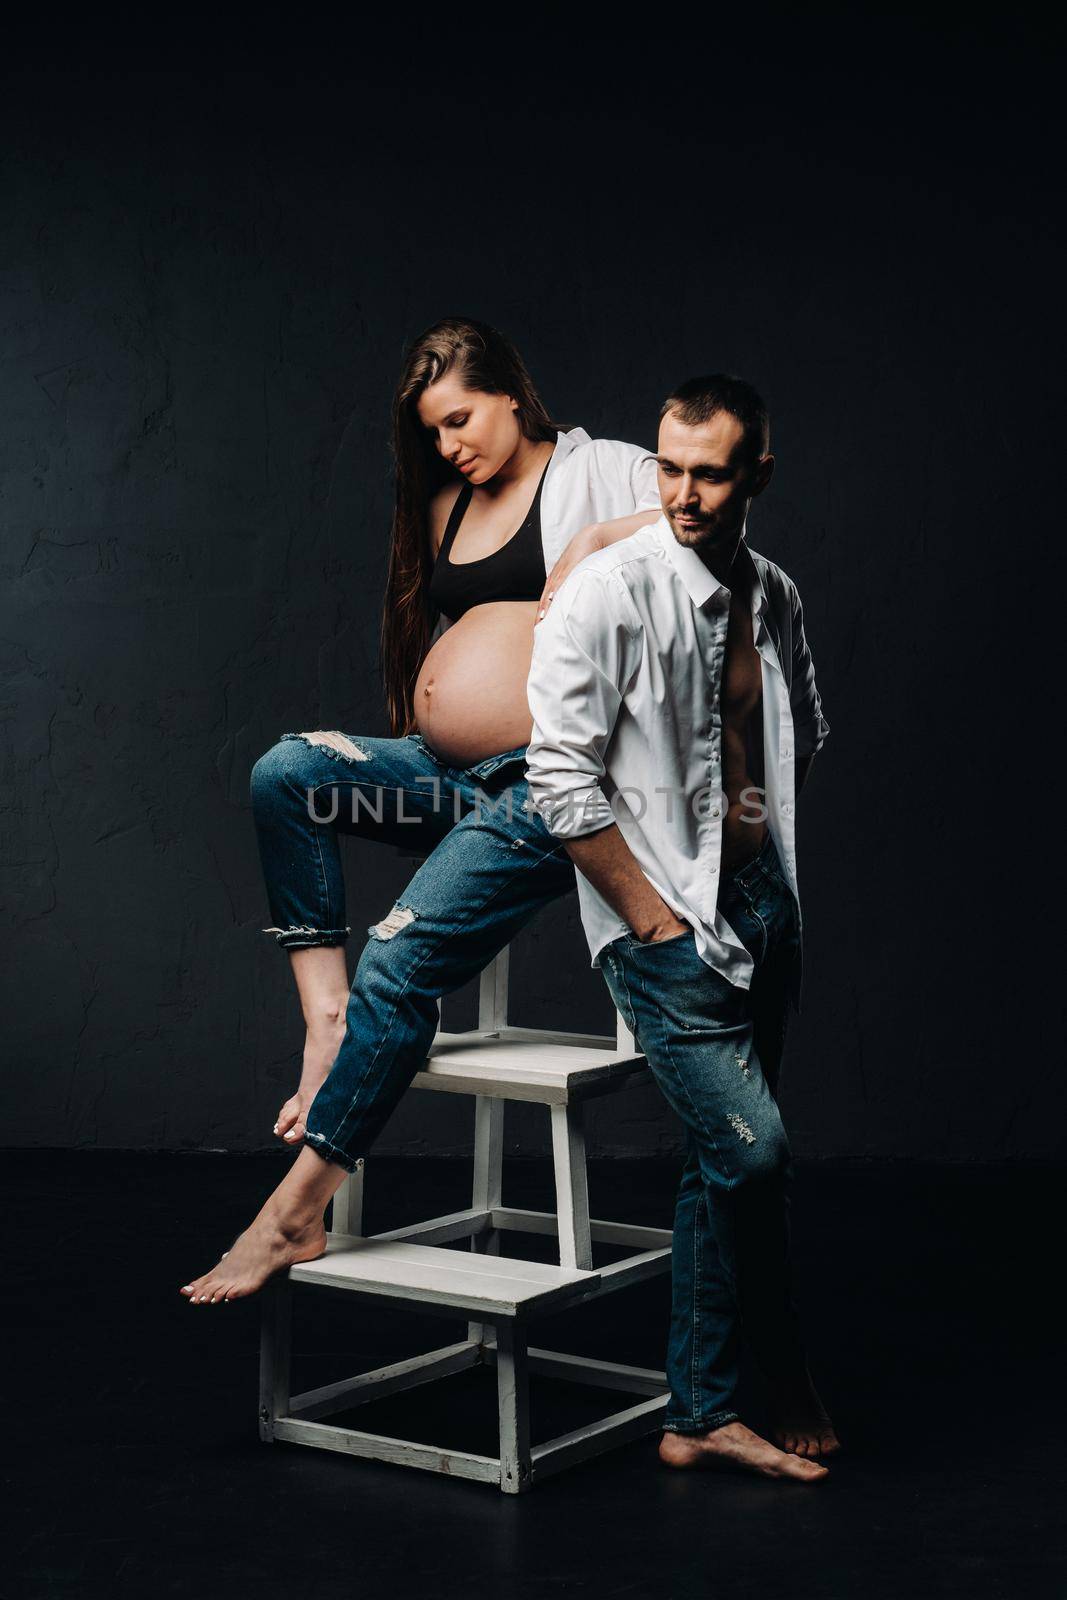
[381,317,558,736]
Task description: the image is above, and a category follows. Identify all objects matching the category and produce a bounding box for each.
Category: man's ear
[750,453,775,497]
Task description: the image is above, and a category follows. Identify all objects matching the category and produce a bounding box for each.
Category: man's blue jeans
[250,731,577,1170]
[598,831,808,1433]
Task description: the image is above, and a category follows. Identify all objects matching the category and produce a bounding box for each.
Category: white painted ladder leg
[467,950,509,1347]
[468,1095,504,1349]
[551,1101,593,1271]
[258,1275,292,1443]
[478,947,509,1033]
[495,1321,532,1494]
[329,1158,365,1239]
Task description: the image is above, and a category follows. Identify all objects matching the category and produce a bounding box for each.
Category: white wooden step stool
[259,942,673,1493]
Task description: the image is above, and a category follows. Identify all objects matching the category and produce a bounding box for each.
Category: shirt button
[783,804,793,815]
[712,808,720,818]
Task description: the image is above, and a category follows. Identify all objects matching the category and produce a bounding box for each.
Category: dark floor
[7,1153,1064,1600]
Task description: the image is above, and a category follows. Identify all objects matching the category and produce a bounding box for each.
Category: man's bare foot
[659,1421,830,1482]
[767,1374,841,1459]
[179,1208,327,1303]
[274,1016,346,1145]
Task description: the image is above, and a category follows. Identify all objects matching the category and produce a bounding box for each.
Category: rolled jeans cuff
[261,924,352,950]
[662,1410,740,1435]
[302,1128,363,1174]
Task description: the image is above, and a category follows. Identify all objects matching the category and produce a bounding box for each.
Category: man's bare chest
[720,597,763,724]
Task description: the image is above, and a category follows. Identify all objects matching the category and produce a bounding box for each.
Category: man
[525,374,838,1484]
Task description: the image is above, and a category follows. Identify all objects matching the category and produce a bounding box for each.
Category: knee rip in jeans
[368,902,418,941]
[727,1112,757,1146]
[286,730,370,763]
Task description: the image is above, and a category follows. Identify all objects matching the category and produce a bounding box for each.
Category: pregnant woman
[181,317,660,1303]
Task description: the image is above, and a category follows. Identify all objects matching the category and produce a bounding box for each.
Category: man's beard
[667,508,746,564]
[668,508,716,543]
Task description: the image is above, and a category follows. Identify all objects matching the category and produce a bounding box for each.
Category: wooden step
[290,1235,600,1317]
[415,1027,647,1103]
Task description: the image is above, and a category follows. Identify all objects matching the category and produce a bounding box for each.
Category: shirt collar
[548,425,590,464]
[541,426,590,499]
[653,515,766,614]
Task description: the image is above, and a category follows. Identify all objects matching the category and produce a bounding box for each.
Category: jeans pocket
[465,745,529,782]
[747,866,800,954]
[724,883,770,966]
[406,731,447,766]
[600,947,642,1046]
[629,928,698,955]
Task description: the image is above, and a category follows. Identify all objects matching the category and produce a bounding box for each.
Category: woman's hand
[536,524,604,622]
[536,510,661,623]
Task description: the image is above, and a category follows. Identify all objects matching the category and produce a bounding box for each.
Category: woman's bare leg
[180,1145,347,1303]
[273,946,351,1144]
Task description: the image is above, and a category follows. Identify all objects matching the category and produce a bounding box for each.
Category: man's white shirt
[524,515,829,999]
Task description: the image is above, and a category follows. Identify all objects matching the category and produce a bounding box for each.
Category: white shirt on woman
[539,427,662,570]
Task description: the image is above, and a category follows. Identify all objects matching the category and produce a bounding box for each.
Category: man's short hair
[660,374,770,466]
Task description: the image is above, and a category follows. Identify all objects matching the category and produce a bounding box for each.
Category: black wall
[2,15,1063,1160]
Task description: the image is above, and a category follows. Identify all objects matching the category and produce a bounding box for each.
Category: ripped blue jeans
[250,730,576,1169]
[598,831,808,1433]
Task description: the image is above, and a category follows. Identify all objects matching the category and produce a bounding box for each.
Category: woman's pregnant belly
[414,601,539,767]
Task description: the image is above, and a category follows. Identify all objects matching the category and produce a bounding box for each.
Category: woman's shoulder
[428,482,465,557]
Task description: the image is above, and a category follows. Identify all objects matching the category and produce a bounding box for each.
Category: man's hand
[634,908,691,944]
[563,823,690,946]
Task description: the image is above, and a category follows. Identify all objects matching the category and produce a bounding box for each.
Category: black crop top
[428,461,549,622]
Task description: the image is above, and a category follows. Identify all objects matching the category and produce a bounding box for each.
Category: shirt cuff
[530,783,617,839]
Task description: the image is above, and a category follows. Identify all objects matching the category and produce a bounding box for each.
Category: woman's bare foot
[180,1209,327,1302]
[659,1421,830,1482]
[274,1015,346,1144]
[178,1141,346,1304]
[767,1374,841,1459]
[180,1146,345,1304]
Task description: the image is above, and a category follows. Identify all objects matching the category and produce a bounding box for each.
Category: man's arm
[564,823,688,943]
[789,584,830,768]
[526,574,687,942]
